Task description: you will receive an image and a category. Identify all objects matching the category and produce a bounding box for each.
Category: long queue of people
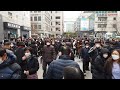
[0,36,120,79]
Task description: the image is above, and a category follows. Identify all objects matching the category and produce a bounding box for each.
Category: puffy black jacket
[44,55,81,79]
[0,55,21,79]
[21,55,39,79]
[92,48,110,79]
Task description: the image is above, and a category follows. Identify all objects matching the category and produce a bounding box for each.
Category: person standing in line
[104,49,120,79]
[42,40,56,78]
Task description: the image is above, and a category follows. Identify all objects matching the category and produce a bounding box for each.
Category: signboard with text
[81,18,89,31]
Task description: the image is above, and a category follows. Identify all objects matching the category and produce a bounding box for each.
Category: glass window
[34,16,37,21]
[34,11,37,13]
[56,16,60,19]
[38,16,41,21]
[34,24,37,29]
[8,12,12,18]
[38,25,41,29]
[31,17,33,21]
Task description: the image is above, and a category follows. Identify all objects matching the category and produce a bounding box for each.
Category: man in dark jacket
[81,43,90,75]
[44,46,82,79]
[14,41,25,66]
[0,48,21,79]
[92,48,110,79]
[88,40,102,74]
[42,40,56,78]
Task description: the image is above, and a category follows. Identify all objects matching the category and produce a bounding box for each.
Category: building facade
[64,21,74,32]
[94,11,118,38]
[0,11,31,41]
[30,11,64,38]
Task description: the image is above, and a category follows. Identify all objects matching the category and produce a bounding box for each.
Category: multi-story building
[64,21,74,32]
[30,11,64,38]
[94,11,118,38]
[0,11,31,41]
[74,11,95,38]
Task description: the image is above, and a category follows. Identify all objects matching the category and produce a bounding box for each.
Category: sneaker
[84,73,86,76]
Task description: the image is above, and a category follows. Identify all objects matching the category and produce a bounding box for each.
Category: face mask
[86,46,89,48]
[96,44,100,48]
[112,55,119,60]
[0,58,3,64]
[46,42,50,45]
[25,53,31,57]
[103,54,108,58]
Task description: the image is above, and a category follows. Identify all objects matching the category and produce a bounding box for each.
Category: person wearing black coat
[88,41,102,74]
[81,43,90,75]
[0,48,21,79]
[21,47,39,79]
[92,48,110,79]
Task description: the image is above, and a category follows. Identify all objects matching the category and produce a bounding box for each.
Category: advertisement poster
[81,18,89,31]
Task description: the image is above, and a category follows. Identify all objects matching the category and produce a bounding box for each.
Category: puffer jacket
[44,55,81,79]
[0,54,21,79]
[42,45,56,62]
[92,48,110,79]
[21,55,39,79]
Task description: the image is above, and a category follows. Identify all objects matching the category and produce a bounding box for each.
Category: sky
[64,11,81,21]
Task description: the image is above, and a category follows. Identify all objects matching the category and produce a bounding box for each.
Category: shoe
[84,73,86,76]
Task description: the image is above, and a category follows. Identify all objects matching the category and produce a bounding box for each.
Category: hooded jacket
[92,48,110,79]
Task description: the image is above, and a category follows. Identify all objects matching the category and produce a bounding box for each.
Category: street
[37,57,92,79]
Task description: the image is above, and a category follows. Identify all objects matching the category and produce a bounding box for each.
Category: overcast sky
[64,11,81,21]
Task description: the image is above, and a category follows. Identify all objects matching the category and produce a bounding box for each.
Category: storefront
[3,22,20,39]
[20,26,31,39]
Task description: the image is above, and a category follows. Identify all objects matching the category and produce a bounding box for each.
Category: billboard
[81,18,89,31]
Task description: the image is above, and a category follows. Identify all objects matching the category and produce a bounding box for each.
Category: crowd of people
[0,36,120,79]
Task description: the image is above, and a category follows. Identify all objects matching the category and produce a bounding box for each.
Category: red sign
[107,14,117,16]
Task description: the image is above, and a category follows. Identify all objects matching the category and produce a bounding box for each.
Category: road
[37,57,92,79]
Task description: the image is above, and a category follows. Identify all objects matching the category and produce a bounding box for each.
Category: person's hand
[22,56,27,60]
[24,70,29,75]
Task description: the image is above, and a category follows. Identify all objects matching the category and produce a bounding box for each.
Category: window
[38,16,41,21]
[34,16,37,21]
[51,22,52,25]
[51,28,52,31]
[56,22,60,25]
[34,11,37,13]
[51,16,52,19]
[38,11,41,13]
[51,11,52,13]
[56,16,60,19]
[31,17,33,21]
[113,17,116,20]
[8,12,12,18]
[34,24,37,29]
[98,24,107,28]
[38,25,41,29]
[56,27,60,31]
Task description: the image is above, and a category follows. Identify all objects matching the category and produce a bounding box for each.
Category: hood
[0,57,15,69]
[99,48,110,58]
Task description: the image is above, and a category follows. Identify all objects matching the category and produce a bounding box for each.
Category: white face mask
[0,58,3,64]
[46,42,50,45]
[112,55,120,60]
[25,53,31,57]
[86,46,89,48]
[96,44,100,48]
[103,54,108,58]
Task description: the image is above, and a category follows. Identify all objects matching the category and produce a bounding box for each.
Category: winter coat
[92,48,110,79]
[21,55,39,79]
[44,55,81,79]
[89,47,102,73]
[42,45,56,62]
[81,47,90,61]
[0,54,21,79]
[14,46,25,66]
